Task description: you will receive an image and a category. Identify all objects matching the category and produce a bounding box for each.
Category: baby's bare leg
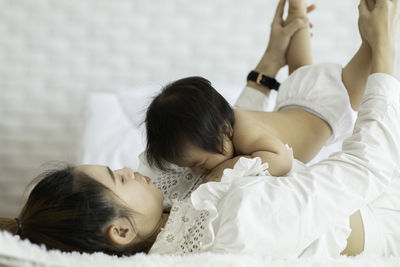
[342,0,375,111]
[285,0,313,74]
[283,0,323,163]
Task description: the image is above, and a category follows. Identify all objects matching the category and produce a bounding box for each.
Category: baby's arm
[204,155,251,182]
[234,128,293,176]
[204,129,293,181]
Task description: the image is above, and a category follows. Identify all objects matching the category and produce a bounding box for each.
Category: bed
[2,86,400,266]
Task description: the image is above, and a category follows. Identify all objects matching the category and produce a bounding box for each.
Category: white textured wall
[0,0,399,216]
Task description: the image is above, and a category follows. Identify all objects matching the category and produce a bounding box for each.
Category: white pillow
[78,91,148,169]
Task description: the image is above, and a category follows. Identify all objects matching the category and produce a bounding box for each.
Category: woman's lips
[144,176,151,183]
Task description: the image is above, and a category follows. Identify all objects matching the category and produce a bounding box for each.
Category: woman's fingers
[273,0,286,22]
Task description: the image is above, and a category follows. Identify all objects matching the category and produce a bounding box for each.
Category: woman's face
[75,165,164,239]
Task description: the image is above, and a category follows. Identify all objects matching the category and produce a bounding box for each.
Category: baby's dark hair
[145,76,235,170]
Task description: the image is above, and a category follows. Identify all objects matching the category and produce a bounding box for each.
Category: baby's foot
[288,0,307,18]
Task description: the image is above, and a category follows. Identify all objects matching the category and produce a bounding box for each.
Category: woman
[1,0,400,258]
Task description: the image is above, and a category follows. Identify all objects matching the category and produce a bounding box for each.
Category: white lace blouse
[137,152,205,210]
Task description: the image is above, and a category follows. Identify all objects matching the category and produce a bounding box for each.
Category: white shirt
[149,73,400,258]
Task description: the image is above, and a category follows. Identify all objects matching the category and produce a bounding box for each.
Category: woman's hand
[358,0,399,74]
[263,0,315,71]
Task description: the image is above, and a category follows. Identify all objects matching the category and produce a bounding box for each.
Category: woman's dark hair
[145,76,235,170]
[0,166,151,256]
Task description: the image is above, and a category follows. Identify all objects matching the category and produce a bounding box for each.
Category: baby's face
[177,137,234,174]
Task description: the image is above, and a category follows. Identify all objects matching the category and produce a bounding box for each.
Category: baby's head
[0,165,164,256]
[145,76,235,173]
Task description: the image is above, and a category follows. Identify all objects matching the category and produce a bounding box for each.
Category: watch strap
[247,70,280,90]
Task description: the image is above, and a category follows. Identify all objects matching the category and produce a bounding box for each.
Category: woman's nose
[116,167,132,176]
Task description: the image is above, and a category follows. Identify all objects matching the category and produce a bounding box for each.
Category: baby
[145,0,373,178]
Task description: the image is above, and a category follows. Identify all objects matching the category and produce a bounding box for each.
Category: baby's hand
[204,165,224,183]
[204,172,221,183]
[204,156,246,183]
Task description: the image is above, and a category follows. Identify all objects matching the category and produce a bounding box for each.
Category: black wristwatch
[247,70,280,90]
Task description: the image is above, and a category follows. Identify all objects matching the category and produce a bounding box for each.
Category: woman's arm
[212,67,400,258]
[246,0,313,95]
[211,1,400,257]
[279,0,400,254]
[235,0,314,111]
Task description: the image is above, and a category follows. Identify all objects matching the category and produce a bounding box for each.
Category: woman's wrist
[254,51,282,77]
[371,47,395,75]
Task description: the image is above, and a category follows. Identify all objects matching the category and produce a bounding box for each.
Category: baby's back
[233,108,332,163]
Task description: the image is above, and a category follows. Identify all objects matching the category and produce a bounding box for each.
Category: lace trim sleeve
[137,152,205,209]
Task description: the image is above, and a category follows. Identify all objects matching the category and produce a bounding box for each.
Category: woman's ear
[107,217,136,246]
